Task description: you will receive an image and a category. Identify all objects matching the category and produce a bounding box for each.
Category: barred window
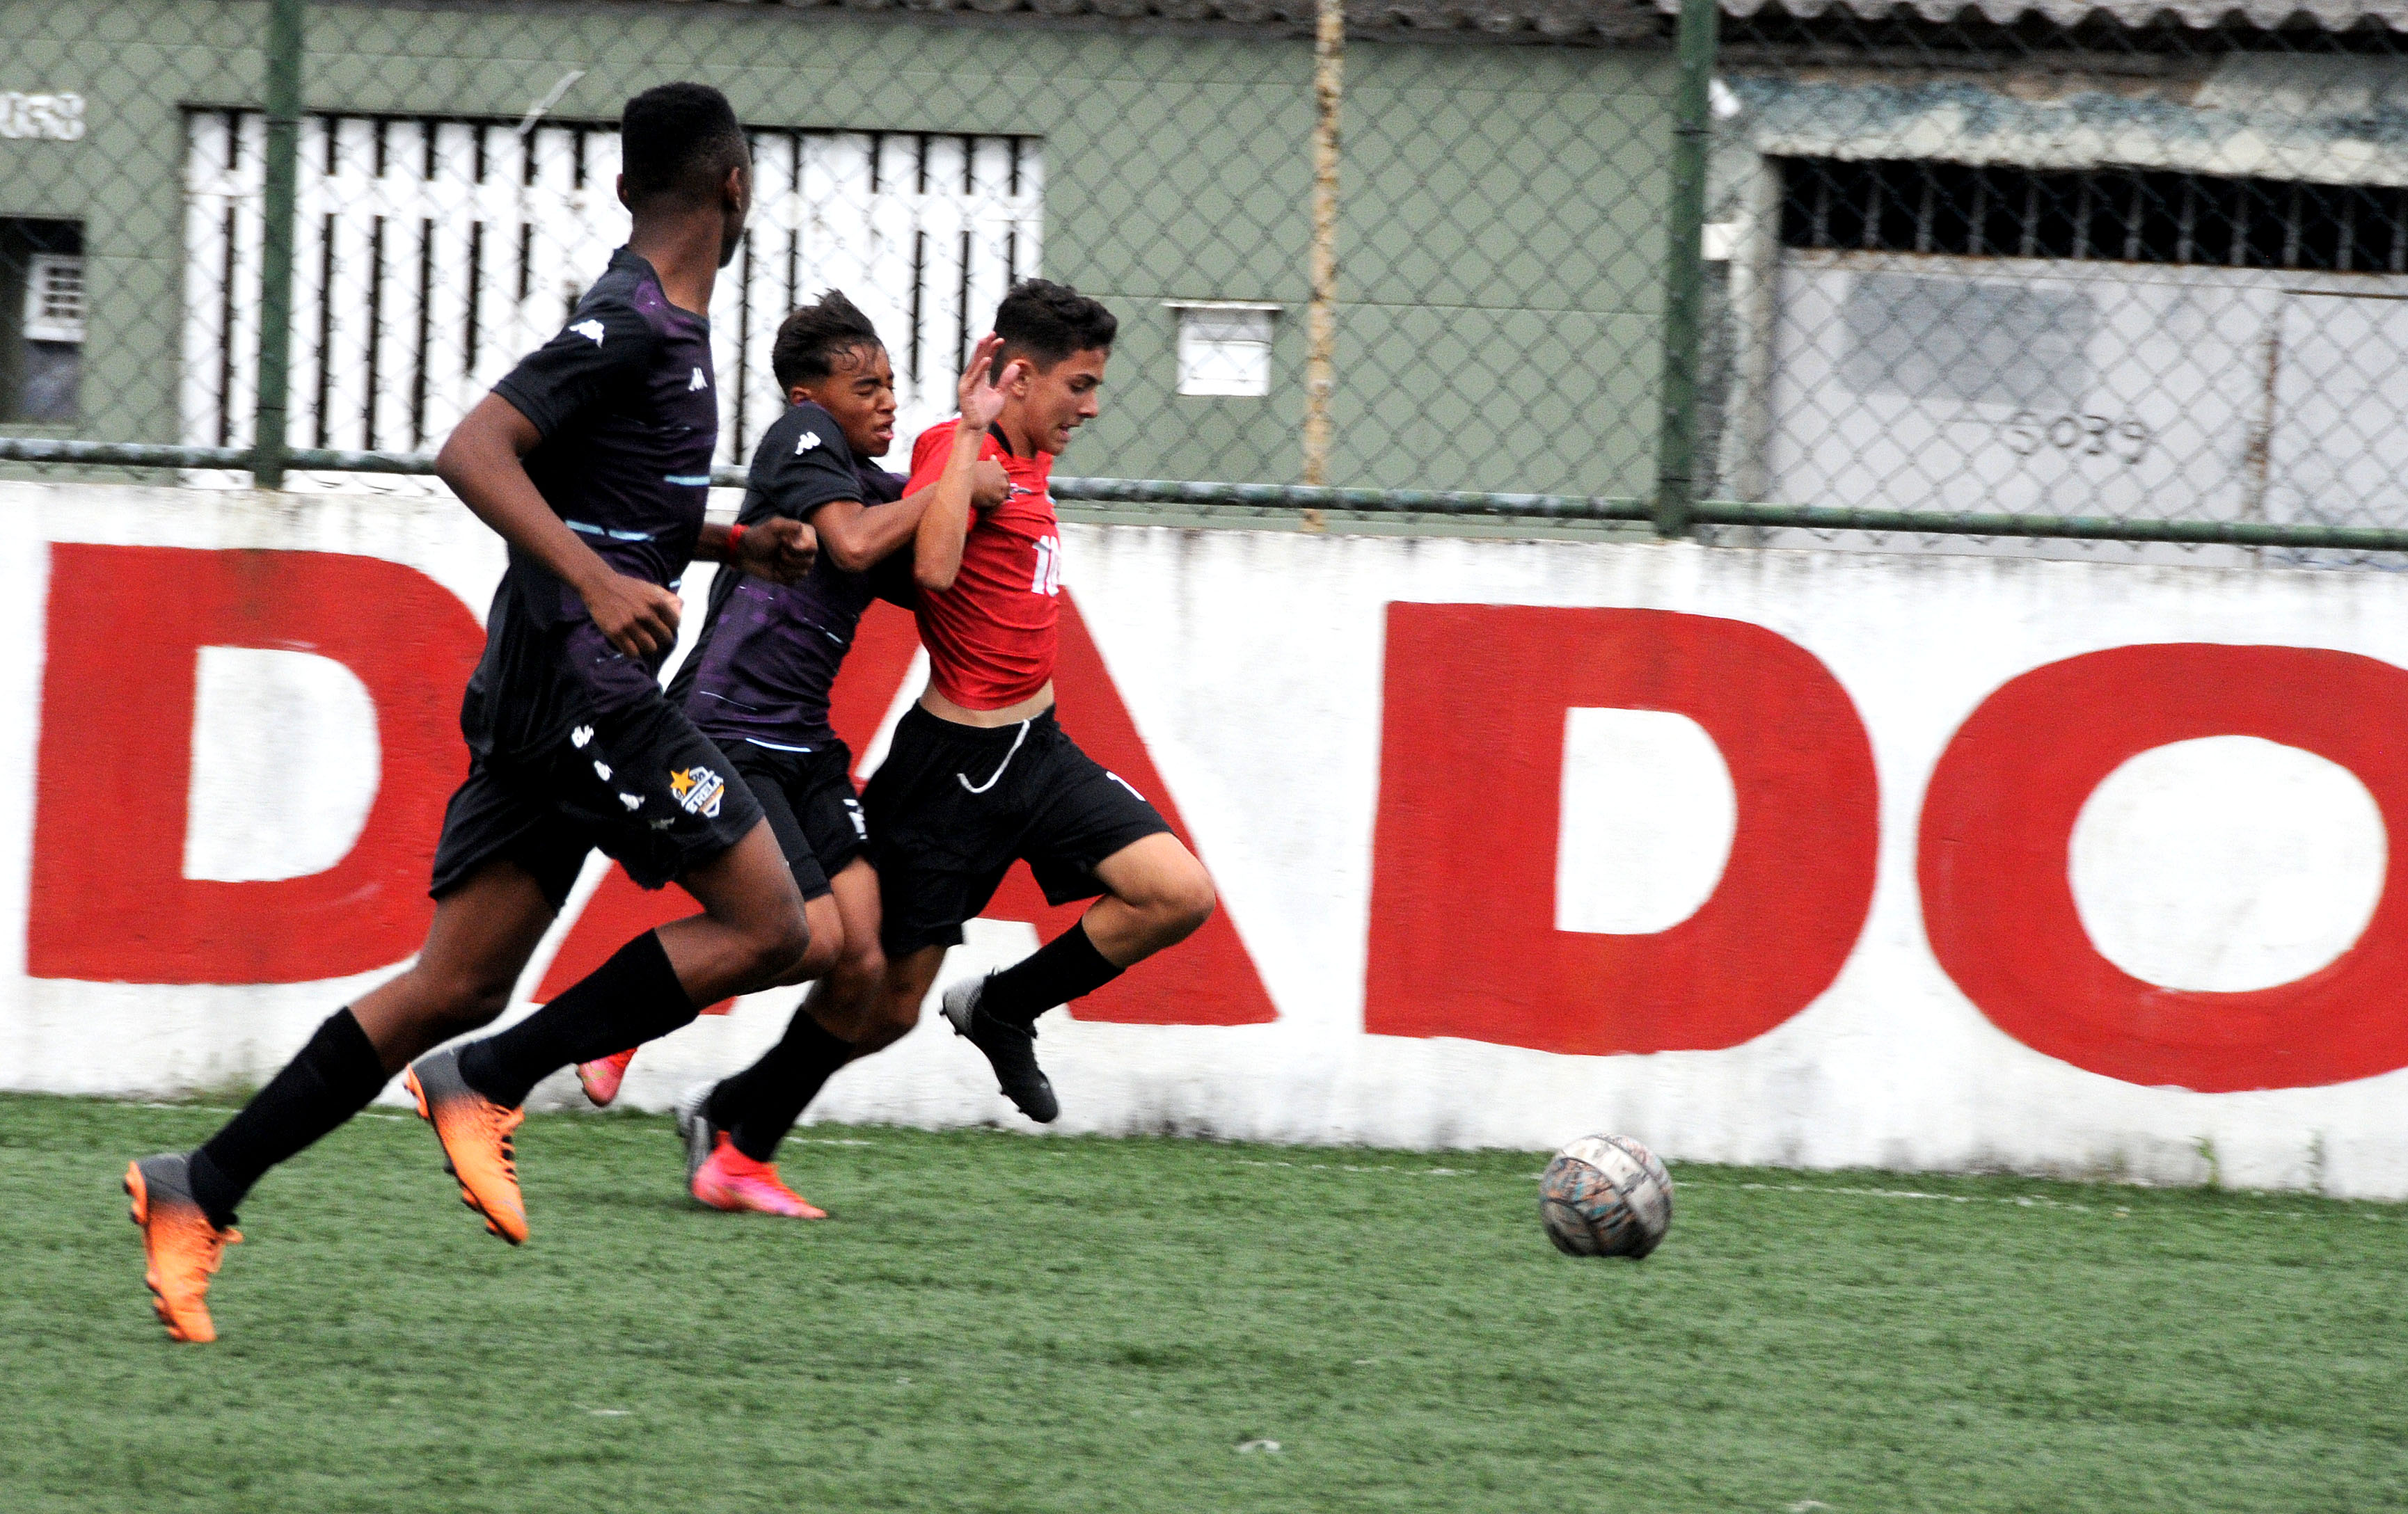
[1779,158,2408,274]
[182,111,1042,464]
[1,218,82,423]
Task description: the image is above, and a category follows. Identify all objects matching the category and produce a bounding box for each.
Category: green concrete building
[0,0,1679,495]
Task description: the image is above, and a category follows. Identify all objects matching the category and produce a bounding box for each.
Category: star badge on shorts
[669,765,725,819]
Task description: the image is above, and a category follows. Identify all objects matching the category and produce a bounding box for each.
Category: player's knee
[745,906,814,987]
[837,937,885,993]
[1151,859,1217,941]
[419,964,516,1033]
[789,919,842,985]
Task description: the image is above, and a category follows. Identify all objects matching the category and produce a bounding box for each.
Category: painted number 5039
[2003,411,2150,464]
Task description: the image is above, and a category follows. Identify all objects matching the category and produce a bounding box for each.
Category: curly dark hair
[771,290,884,390]
[619,83,748,209]
[992,278,1117,375]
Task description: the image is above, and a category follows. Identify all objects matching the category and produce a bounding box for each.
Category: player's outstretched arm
[820,461,1008,575]
[914,333,1023,593]
[436,393,683,659]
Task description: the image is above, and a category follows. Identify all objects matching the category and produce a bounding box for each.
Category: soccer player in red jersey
[857,280,1218,1122]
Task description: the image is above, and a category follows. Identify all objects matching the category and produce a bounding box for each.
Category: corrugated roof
[555,0,2408,37]
[777,0,1666,41]
[1690,0,2408,29]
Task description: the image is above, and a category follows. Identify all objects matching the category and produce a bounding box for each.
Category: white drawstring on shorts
[956,719,1033,795]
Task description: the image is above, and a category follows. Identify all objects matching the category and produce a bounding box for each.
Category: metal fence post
[1651,0,1717,539]
[252,0,305,491]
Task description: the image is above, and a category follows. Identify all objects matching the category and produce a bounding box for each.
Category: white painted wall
[10,480,2408,1197]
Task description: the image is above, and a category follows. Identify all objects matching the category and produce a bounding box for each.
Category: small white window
[24,253,84,343]
[1171,301,1277,397]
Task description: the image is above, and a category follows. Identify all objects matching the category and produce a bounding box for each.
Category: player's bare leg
[354,862,563,1067]
[412,822,807,1243]
[1077,833,1219,967]
[944,834,1214,1122]
[579,859,847,1107]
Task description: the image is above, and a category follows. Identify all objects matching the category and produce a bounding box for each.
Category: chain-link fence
[8,0,2408,557]
[0,0,1689,529]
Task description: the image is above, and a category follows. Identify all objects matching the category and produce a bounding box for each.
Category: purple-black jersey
[670,401,905,752]
[462,248,718,761]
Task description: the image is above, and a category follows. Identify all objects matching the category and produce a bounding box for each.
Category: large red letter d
[27,545,482,984]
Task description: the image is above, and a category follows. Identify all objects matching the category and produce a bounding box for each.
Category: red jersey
[905,419,1063,710]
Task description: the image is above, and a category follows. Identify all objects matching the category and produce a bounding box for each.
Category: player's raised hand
[971,459,1011,511]
[740,516,819,582]
[581,571,683,660]
[958,332,1026,432]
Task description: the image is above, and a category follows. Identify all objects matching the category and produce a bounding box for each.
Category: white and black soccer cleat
[942,976,1059,1124]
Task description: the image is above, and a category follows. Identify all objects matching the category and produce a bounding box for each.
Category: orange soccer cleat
[125,1154,241,1344]
[690,1136,827,1220]
[404,1049,528,1245]
[577,1047,637,1107]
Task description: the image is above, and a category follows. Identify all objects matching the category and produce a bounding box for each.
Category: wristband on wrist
[725,522,747,559]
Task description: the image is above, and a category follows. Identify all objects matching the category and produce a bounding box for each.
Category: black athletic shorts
[725,738,869,902]
[863,706,1171,957]
[429,696,767,910]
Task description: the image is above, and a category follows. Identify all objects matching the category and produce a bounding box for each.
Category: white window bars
[182,111,1042,469]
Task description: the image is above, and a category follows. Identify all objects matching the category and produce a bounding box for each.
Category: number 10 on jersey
[1031,536,1064,596]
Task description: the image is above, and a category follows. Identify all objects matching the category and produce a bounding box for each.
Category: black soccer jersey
[670,401,905,751]
[461,247,719,763]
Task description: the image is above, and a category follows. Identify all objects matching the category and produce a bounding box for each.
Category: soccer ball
[1539,1134,1673,1259]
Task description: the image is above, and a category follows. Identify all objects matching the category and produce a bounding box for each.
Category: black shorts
[726,738,870,902]
[430,696,767,910]
[863,706,1171,957]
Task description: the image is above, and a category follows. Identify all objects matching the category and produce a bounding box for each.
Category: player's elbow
[431,432,470,493]
[823,534,876,575]
[434,414,501,496]
[914,557,959,593]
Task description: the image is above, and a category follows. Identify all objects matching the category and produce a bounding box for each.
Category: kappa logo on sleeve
[688,367,708,392]
[570,320,605,346]
[795,431,821,455]
[669,765,726,818]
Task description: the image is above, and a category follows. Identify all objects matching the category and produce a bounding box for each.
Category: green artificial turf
[2,1093,2405,1513]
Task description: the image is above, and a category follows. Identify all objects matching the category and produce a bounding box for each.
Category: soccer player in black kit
[571,292,1010,1216]
[123,84,821,1343]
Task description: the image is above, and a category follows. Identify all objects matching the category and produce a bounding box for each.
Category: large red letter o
[1920,644,2408,1091]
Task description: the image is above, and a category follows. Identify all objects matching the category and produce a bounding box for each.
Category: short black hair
[619,83,748,209]
[773,290,884,390]
[992,278,1117,374]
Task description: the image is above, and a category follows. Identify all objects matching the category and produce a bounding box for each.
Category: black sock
[979,918,1123,1030]
[708,998,857,1163]
[457,932,693,1109]
[189,1008,388,1228]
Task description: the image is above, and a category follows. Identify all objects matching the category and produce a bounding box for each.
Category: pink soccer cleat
[577,1048,637,1107]
[690,1136,827,1220]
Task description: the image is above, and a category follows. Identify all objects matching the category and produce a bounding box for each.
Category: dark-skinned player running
[124,83,820,1343]
[569,291,1008,1216]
